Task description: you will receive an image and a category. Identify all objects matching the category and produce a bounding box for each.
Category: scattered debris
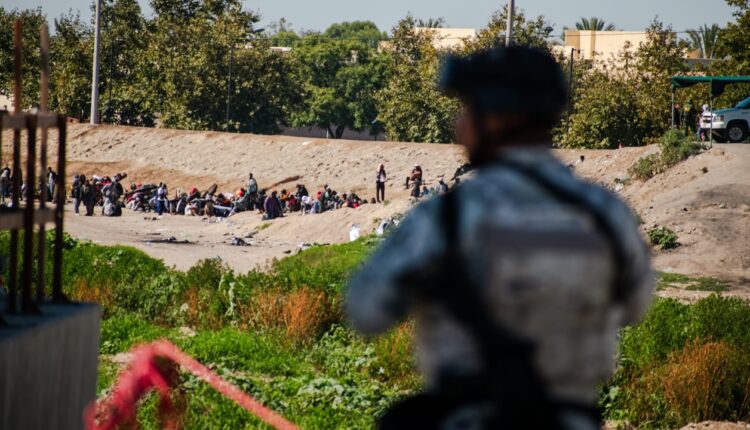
[349,224,361,242]
[178,326,197,338]
[230,236,250,246]
[145,236,192,245]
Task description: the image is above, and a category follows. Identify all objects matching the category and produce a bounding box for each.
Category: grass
[6,231,749,428]
[656,272,730,292]
[98,316,414,429]
[605,295,750,428]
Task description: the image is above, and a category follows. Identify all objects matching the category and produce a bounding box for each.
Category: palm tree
[687,24,721,59]
[575,17,616,31]
[417,18,446,28]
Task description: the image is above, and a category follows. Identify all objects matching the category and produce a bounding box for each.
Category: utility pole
[90,0,101,124]
[505,0,515,47]
[566,48,580,131]
[226,43,234,132]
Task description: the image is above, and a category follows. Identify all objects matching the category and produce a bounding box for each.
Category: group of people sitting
[70,171,372,220]
[255,179,370,220]
[69,163,464,220]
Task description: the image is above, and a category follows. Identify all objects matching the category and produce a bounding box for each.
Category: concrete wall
[0,303,100,430]
[280,126,385,141]
[562,30,649,62]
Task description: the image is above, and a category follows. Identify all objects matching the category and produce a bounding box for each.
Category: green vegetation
[629,129,704,181]
[647,226,679,250]
[656,272,730,292]
[605,296,750,428]
[2,230,747,428]
[6,1,750,145]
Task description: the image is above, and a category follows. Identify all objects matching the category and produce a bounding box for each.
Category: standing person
[47,166,57,202]
[375,164,387,203]
[71,174,83,215]
[346,46,653,430]
[409,165,423,199]
[246,173,258,200]
[156,183,167,216]
[0,165,10,203]
[82,179,96,216]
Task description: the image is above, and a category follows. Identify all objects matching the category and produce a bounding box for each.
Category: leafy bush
[648,226,678,250]
[629,129,703,181]
[608,296,750,428]
[628,154,661,181]
[659,129,703,167]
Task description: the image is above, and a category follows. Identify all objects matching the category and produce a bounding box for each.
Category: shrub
[628,129,702,181]
[609,296,750,428]
[661,341,750,425]
[628,154,661,181]
[648,226,678,250]
[239,286,339,343]
[659,129,703,167]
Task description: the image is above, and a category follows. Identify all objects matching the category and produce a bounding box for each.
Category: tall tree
[717,0,750,71]
[50,11,93,119]
[416,18,446,28]
[99,0,154,125]
[562,20,688,148]
[290,26,390,138]
[687,24,721,59]
[376,16,459,143]
[0,7,45,110]
[575,17,616,31]
[463,6,554,53]
[146,0,266,131]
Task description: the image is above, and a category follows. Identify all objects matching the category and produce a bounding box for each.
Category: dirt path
[11,125,747,286]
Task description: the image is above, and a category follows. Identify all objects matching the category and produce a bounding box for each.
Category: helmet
[439,45,567,118]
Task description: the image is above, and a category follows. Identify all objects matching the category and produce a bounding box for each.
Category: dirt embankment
[4,124,747,290]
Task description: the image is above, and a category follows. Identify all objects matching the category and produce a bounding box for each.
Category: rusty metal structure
[0,19,98,430]
[0,20,68,316]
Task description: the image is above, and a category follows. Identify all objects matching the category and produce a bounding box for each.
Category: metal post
[505,0,515,47]
[226,43,234,132]
[567,48,575,131]
[8,20,23,313]
[709,93,713,145]
[52,116,67,303]
[90,0,101,124]
[38,23,50,303]
[672,86,677,128]
[22,114,37,313]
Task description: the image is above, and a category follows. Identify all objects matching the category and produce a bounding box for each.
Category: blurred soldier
[346,46,653,430]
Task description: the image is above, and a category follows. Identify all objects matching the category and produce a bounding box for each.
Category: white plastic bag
[349,224,361,242]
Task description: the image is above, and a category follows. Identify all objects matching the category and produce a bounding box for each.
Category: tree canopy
[3,0,750,147]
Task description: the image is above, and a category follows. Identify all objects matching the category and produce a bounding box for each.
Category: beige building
[558,30,649,62]
[415,27,477,50]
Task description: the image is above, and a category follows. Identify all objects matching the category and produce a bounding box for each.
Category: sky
[3,0,737,36]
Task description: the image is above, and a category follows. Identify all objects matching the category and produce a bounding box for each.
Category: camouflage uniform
[347,147,653,429]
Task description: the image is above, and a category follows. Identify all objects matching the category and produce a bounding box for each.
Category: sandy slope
[5,124,747,289]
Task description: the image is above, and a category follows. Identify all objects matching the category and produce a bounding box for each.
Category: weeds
[629,129,703,181]
[656,272,729,292]
[608,296,750,428]
[648,226,678,250]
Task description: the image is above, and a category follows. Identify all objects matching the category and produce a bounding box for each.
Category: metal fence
[0,19,68,318]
